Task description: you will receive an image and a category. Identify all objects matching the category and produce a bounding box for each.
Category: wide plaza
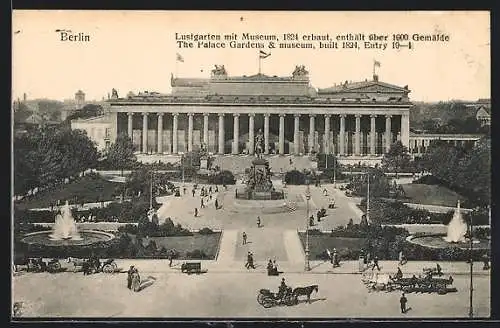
[12,181,491,318]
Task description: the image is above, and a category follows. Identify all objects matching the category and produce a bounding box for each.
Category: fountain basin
[21,230,115,247]
[406,234,490,250]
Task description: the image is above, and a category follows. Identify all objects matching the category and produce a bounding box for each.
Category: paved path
[12,271,490,318]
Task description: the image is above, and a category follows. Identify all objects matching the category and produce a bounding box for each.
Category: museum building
[97,65,412,159]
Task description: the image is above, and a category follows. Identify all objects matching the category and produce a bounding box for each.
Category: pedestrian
[245,251,252,269]
[127,265,135,289]
[183,187,186,195]
[398,250,407,266]
[400,293,408,313]
[215,186,219,193]
[194,207,198,217]
[215,199,219,210]
[242,232,247,245]
[248,252,256,269]
[257,216,261,228]
[483,253,490,270]
[209,194,212,200]
[209,186,212,194]
[168,250,174,267]
[372,256,381,271]
[192,189,195,197]
[201,198,205,208]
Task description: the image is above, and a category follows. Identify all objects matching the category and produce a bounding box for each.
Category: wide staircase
[213,155,314,174]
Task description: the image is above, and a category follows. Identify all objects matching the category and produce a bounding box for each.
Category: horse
[292,285,319,304]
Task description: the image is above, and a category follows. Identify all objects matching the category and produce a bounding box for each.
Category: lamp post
[468,212,474,318]
[333,156,336,188]
[149,170,154,209]
[305,183,311,271]
[366,171,370,224]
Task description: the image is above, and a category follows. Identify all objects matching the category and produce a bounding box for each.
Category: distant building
[70,115,112,151]
[476,106,491,126]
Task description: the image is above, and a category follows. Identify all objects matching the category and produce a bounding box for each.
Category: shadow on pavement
[296,297,327,305]
[138,276,157,292]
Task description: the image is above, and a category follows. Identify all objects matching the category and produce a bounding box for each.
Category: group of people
[267,259,281,276]
[126,265,140,290]
[191,184,221,217]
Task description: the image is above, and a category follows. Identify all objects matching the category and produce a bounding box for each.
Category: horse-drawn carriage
[13,256,61,273]
[67,257,118,274]
[257,287,295,308]
[362,269,456,295]
[257,285,319,308]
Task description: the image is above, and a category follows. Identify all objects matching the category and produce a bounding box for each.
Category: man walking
[400,293,408,314]
[257,216,261,228]
[372,255,381,271]
[201,198,205,208]
[194,207,198,217]
[242,232,247,245]
[192,189,195,197]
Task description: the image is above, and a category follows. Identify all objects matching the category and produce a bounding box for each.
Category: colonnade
[123,112,410,156]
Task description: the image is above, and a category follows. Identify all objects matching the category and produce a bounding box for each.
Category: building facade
[102,65,412,159]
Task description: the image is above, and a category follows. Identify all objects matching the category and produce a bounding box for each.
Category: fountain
[443,200,467,243]
[49,201,82,240]
[406,200,489,250]
[21,201,115,247]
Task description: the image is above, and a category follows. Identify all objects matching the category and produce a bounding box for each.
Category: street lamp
[468,212,474,318]
[305,182,311,271]
[149,169,154,209]
[366,171,370,224]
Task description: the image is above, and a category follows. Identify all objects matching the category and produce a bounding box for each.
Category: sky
[12,11,490,102]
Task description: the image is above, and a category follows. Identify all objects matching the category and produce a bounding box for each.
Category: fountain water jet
[49,201,82,240]
[444,200,467,243]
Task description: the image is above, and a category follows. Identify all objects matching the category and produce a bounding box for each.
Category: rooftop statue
[292,65,309,79]
[111,88,119,99]
[211,65,227,77]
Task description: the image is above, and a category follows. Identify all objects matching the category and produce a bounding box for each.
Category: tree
[107,133,136,176]
[381,141,412,178]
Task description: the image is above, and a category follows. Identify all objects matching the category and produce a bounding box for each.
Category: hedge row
[359,198,489,226]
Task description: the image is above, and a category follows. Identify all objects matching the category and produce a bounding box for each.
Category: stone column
[324,114,331,154]
[370,114,377,156]
[127,112,133,138]
[308,115,315,153]
[279,114,285,155]
[218,113,225,154]
[203,113,209,146]
[187,113,194,152]
[248,113,255,155]
[172,113,178,154]
[142,113,148,153]
[157,113,163,154]
[232,114,240,154]
[401,113,410,150]
[339,114,346,156]
[385,114,392,152]
[294,114,300,155]
[355,114,361,156]
[264,114,270,154]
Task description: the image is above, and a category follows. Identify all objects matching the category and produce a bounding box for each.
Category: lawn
[401,183,466,207]
[131,232,222,260]
[298,232,364,260]
[15,176,121,210]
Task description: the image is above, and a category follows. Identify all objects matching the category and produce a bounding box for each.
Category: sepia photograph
[11,10,491,319]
